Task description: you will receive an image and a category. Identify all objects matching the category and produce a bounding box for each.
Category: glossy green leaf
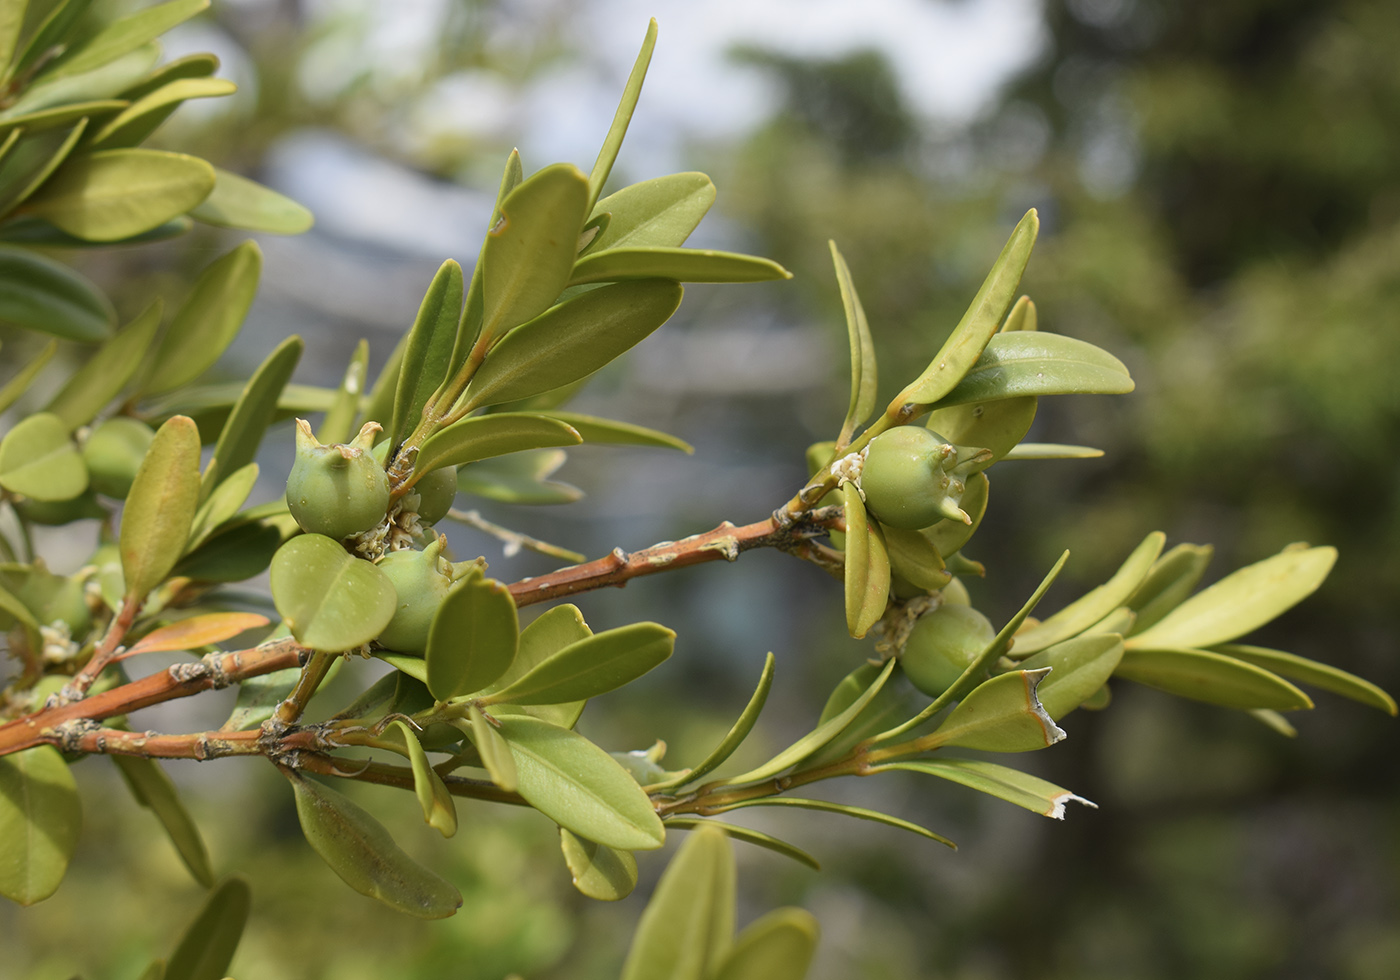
[187,462,257,549]
[1015,532,1164,654]
[651,652,774,792]
[487,603,592,728]
[1125,543,1213,634]
[0,99,127,132]
[318,340,369,445]
[414,412,580,476]
[843,484,890,638]
[831,241,877,449]
[47,301,160,429]
[713,908,820,980]
[588,18,656,209]
[424,574,517,699]
[662,818,820,871]
[456,448,582,505]
[619,823,732,980]
[288,771,461,918]
[0,745,81,905]
[206,335,301,495]
[269,534,395,651]
[1213,643,1396,714]
[392,259,463,449]
[388,720,457,838]
[21,149,215,242]
[120,415,200,599]
[0,410,87,500]
[484,621,674,706]
[883,525,952,593]
[0,339,55,414]
[803,660,923,770]
[174,517,287,583]
[714,797,956,848]
[588,171,714,251]
[540,411,692,452]
[89,76,234,149]
[462,278,684,412]
[1001,294,1037,332]
[895,209,1039,408]
[1128,545,1336,650]
[0,243,116,341]
[189,165,313,233]
[0,119,87,218]
[164,876,250,980]
[496,714,665,850]
[1001,442,1104,460]
[928,331,1135,408]
[1015,633,1125,720]
[921,471,988,557]
[925,396,1037,473]
[560,827,637,901]
[873,758,1095,819]
[52,0,207,78]
[569,246,790,286]
[111,755,214,886]
[465,705,517,791]
[143,241,261,394]
[1116,646,1314,710]
[927,668,1067,752]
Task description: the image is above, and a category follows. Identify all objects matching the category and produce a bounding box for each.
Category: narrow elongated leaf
[803,660,923,770]
[89,76,234,149]
[662,818,820,870]
[496,715,665,850]
[925,396,1037,473]
[120,415,200,600]
[1002,443,1104,460]
[122,51,221,99]
[713,908,820,980]
[651,652,775,791]
[11,0,92,79]
[187,462,258,548]
[541,411,692,452]
[144,241,260,394]
[0,99,128,132]
[927,668,1067,752]
[318,340,369,445]
[588,19,657,210]
[388,720,457,838]
[462,279,684,412]
[47,300,160,429]
[456,448,582,505]
[1001,294,1037,332]
[392,259,463,448]
[714,797,956,848]
[929,332,1135,408]
[1016,633,1125,719]
[588,171,714,251]
[466,705,517,790]
[22,149,215,242]
[0,745,81,905]
[207,335,302,494]
[1213,643,1396,714]
[487,603,591,728]
[51,0,208,78]
[1126,543,1213,634]
[414,412,580,476]
[1128,546,1337,650]
[288,771,461,918]
[1015,532,1164,654]
[0,119,87,217]
[560,827,637,901]
[269,534,395,651]
[164,876,250,980]
[619,824,732,980]
[569,246,790,286]
[843,484,890,638]
[831,241,877,448]
[873,758,1095,819]
[191,166,314,234]
[424,575,517,699]
[895,209,1039,408]
[1116,646,1314,710]
[111,755,214,886]
[484,621,674,705]
[0,410,87,500]
[126,612,269,655]
[0,338,55,414]
[0,244,115,341]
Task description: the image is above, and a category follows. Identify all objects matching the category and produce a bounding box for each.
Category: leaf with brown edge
[120,415,201,601]
[125,612,270,656]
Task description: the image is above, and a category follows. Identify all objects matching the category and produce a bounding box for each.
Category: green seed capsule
[860,427,989,530]
[82,417,155,499]
[376,535,483,655]
[286,420,391,540]
[901,603,997,697]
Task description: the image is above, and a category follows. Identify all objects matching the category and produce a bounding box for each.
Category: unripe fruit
[859,427,989,530]
[901,603,997,697]
[286,420,390,540]
[82,417,154,498]
[413,466,458,525]
[375,535,482,655]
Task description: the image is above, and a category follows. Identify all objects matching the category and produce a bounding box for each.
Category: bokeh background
[4,0,1399,977]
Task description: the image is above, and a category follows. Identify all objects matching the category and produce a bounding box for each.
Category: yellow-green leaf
[46,300,160,429]
[22,149,215,242]
[0,410,87,500]
[927,668,1067,752]
[144,241,261,395]
[414,412,580,476]
[560,827,637,901]
[619,824,733,980]
[164,875,250,980]
[569,246,790,286]
[269,535,395,652]
[588,171,714,251]
[120,414,200,600]
[388,720,457,838]
[190,165,314,234]
[89,76,234,149]
[424,575,518,699]
[843,484,890,638]
[712,908,820,980]
[0,243,116,342]
[1115,646,1315,711]
[0,745,81,905]
[1213,643,1396,715]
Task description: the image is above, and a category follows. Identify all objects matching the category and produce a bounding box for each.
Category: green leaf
[0,1,24,71]
[388,720,457,838]
[1127,545,1337,650]
[496,714,665,850]
[478,162,590,348]
[143,241,261,394]
[0,120,87,218]
[0,242,115,341]
[269,534,395,651]
[883,525,951,593]
[88,76,234,149]
[650,653,774,792]
[6,40,158,117]
[190,165,314,234]
[414,412,580,476]
[10,0,92,81]
[895,209,1039,408]
[1000,294,1037,332]
[588,171,714,251]
[1001,442,1104,460]
[873,758,1095,820]
[173,517,287,583]
[662,818,820,871]
[484,621,674,705]
[288,771,461,919]
[465,705,517,791]
[187,462,257,550]
[52,0,208,77]
[1115,646,1314,710]
[559,827,637,901]
[111,755,214,887]
[462,278,684,412]
[843,484,890,638]
[540,411,692,452]
[1016,633,1125,720]
[392,259,463,449]
[1125,543,1213,634]
[0,745,81,905]
[120,414,200,599]
[802,660,922,770]
[713,797,955,848]
[47,301,159,429]
[927,668,1066,752]
[0,410,87,500]
[928,331,1135,408]
[569,246,790,286]
[588,19,657,211]
[164,875,250,980]
[0,338,55,414]
[486,603,592,728]
[21,148,215,242]
[1213,643,1396,715]
[925,396,1037,473]
[424,574,517,699]
[206,335,301,495]
[456,448,582,505]
[318,339,369,445]
[832,241,877,449]
[0,213,191,246]
[713,908,820,980]
[120,52,221,101]
[1015,532,1165,655]
[619,823,732,980]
